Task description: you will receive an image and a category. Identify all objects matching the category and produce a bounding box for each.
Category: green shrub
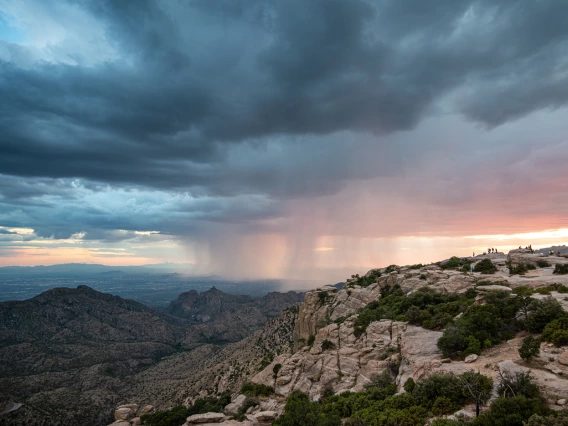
[354,286,476,337]
[142,392,232,426]
[527,297,565,333]
[518,336,540,361]
[274,390,341,426]
[441,257,471,270]
[318,291,329,302]
[240,382,274,397]
[497,371,541,399]
[474,259,497,274]
[536,260,551,268]
[541,314,568,346]
[525,410,568,426]
[273,363,282,377]
[412,373,468,410]
[554,264,568,275]
[438,292,519,359]
[473,396,551,426]
[409,264,424,269]
[321,339,335,351]
[385,264,398,274]
[141,405,189,426]
[508,262,530,275]
[432,396,459,415]
[307,334,316,346]
[403,378,416,393]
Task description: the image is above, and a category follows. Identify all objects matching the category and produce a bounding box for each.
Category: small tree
[513,286,534,323]
[474,259,498,274]
[457,370,493,417]
[518,336,540,361]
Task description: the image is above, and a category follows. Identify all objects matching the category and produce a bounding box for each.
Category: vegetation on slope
[353,285,477,337]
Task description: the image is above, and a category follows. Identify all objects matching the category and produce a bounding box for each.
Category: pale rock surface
[140,404,155,415]
[114,405,138,420]
[559,352,568,366]
[224,394,247,414]
[464,354,478,363]
[254,411,278,422]
[186,412,226,424]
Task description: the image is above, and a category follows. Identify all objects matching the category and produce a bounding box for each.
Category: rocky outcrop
[185,412,225,424]
[251,251,568,405]
[108,405,154,426]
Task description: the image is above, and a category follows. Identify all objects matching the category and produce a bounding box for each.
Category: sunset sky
[1,0,568,282]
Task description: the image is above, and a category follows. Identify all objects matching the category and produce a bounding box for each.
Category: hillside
[124,250,568,426]
[0,286,303,425]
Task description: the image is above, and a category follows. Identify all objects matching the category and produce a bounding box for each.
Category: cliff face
[252,252,568,405]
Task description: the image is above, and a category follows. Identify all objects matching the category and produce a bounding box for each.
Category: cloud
[1,0,568,276]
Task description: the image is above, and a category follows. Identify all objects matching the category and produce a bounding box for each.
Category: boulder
[186,412,226,424]
[140,405,155,415]
[114,405,137,421]
[464,354,478,363]
[224,394,247,414]
[559,352,568,366]
[108,422,130,426]
[131,418,142,426]
[254,411,278,422]
[557,399,567,406]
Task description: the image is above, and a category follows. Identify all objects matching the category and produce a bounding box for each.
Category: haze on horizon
[1,0,568,283]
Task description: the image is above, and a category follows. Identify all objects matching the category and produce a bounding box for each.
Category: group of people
[519,245,535,253]
[549,249,563,256]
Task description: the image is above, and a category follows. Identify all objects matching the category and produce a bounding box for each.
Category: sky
[1,0,568,283]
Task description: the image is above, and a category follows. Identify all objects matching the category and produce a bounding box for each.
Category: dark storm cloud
[1,0,568,195]
[2,0,568,243]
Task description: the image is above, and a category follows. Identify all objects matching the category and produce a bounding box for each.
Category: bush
[354,286,476,337]
[474,259,497,274]
[442,257,471,270]
[274,390,341,426]
[307,334,316,346]
[541,314,568,346]
[412,373,468,410]
[518,336,540,361]
[318,291,329,302]
[437,295,518,359]
[403,378,415,393]
[554,264,568,275]
[432,396,459,415]
[141,405,189,426]
[142,392,232,426]
[527,297,565,333]
[410,264,424,269]
[497,371,541,399]
[273,363,282,377]
[508,262,529,275]
[321,340,335,351]
[473,396,551,426]
[385,264,398,274]
[240,382,274,397]
[537,260,551,268]
[525,410,568,426]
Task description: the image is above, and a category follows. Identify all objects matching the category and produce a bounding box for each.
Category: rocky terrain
[117,249,568,426]
[0,286,302,425]
[3,249,568,426]
[166,287,303,344]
